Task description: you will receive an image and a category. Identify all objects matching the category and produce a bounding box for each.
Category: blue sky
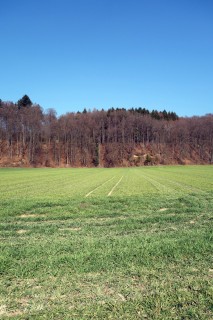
[0,0,213,117]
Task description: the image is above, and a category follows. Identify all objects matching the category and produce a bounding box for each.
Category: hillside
[0,97,212,167]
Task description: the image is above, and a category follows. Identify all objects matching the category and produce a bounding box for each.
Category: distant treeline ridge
[0,95,212,167]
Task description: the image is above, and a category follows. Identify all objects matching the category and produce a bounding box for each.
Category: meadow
[0,166,213,319]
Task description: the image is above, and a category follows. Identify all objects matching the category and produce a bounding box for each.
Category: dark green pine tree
[17,95,32,109]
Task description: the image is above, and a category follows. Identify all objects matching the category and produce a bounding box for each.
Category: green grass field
[0,166,213,319]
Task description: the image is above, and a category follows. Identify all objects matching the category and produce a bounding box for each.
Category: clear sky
[1,0,213,117]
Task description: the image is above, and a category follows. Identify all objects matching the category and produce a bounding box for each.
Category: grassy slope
[0,166,213,319]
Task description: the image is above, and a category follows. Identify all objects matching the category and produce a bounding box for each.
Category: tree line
[0,95,212,167]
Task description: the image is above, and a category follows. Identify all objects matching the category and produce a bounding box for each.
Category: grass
[0,166,213,319]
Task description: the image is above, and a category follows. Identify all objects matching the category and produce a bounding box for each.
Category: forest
[0,95,212,167]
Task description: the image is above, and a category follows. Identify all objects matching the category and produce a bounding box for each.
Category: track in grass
[107,175,124,196]
[85,176,115,197]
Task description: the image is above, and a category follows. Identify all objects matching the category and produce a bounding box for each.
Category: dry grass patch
[189,220,196,224]
[59,227,81,231]
[19,214,42,218]
[16,229,27,234]
[0,305,24,317]
[18,297,30,307]
[0,305,7,316]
